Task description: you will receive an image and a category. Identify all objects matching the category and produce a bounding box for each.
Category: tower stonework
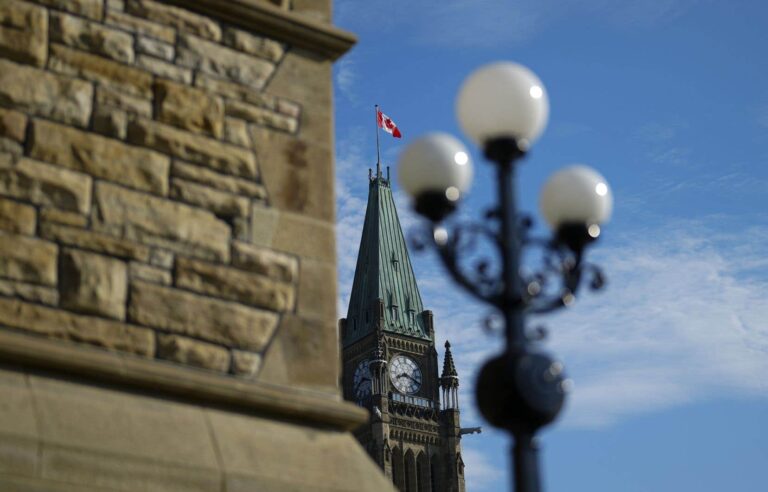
[341,171,467,492]
[0,1,395,490]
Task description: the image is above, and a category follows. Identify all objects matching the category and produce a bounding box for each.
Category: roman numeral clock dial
[389,354,422,394]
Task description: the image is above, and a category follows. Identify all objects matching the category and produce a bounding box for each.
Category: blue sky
[332,1,768,491]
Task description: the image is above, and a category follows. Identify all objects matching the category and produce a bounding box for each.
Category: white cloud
[462,447,505,490]
[334,55,358,104]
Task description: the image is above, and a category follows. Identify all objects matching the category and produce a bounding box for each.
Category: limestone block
[40,223,151,263]
[195,74,280,108]
[171,161,266,199]
[49,44,152,98]
[297,258,336,322]
[258,314,339,390]
[59,249,128,320]
[250,206,335,263]
[129,280,279,351]
[50,12,134,64]
[0,298,154,355]
[0,0,47,67]
[231,241,297,283]
[127,118,257,179]
[105,10,176,44]
[0,232,56,285]
[226,100,298,133]
[0,107,27,143]
[0,137,22,156]
[0,158,92,214]
[136,54,192,84]
[125,0,221,41]
[223,118,250,147]
[264,50,332,112]
[137,35,174,60]
[157,334,230,372]
[0,198,35,235]
[222,27,285,62]
[107,0,124,11]
[250,127,334,220]
[96,85,152,117]
[231,350,261,378]
[170,179,249,219]
[0,59,92,128]
[129,261,171,285]
[93,106,127,140]
[177,34,274,89]
[94,182,231,262]
[0,368,39,476]
[155,80,223,138]
[0,278,58,305]
[39,207,88,228]
[175,257,295,312]
[30,119,169,195]
[31,0,103,20]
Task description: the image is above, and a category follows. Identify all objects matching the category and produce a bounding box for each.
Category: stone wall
[0,0,341,393]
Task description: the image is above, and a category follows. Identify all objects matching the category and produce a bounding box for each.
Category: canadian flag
[377,109,402,138]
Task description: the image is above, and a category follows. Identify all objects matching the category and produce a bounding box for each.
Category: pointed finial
[445,340,451,349]
[441,340,458,379]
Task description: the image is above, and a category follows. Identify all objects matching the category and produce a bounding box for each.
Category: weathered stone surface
[127,118,257,179]
[104,10,175,44]
[137,36,173,60]
[39,207,88,228]
[0,158,92,214]
[297,258,336,322]
[0,232,57,285]
[50,13,134,64]
[40,222,151,262]
[195,74,280,108]
[250,127,333,220]
[126,0,221,41]
[155,80,223,138]
[59,249,128,320]
[176,257,295,311]
[129,261,171,285]
[258,314,338,390]
[107,0,125,11]
[0,137,22,156]
[0,107,27,142]
[223,118,250,147]
[148,248,173,269]
[250,206,335,262]
[0,278,57,305]
[0,59,92,128]
[0,297,154,356]
[49,44,152,98]
[171,161,266,199]
[96,85,152,117]
[227,100,298,133]
[157,334,230,372]
[129,281,279,351]
[30,119,169,195]
[232,350,261,378]
[170,179,249,219]
[93,106,128,140]
[0,0,48,67]
[0,198,35,235]
[31,0,103,20]
[178,34,274,89]
[222,27,285,62]
[232,241,297,283]
[94,182,231,262]
[136,55,192,84]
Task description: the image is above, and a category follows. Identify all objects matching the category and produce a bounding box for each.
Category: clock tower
[340,168,467,492]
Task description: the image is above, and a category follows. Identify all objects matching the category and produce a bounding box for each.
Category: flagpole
[375,104,381,178]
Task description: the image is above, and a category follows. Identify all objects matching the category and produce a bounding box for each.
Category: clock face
[389,355,422,394]
[353,359,372,402]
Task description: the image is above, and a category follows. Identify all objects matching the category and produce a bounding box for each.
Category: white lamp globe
[539,165,613,232]
[397,132,473,200]
[456,61,549,148]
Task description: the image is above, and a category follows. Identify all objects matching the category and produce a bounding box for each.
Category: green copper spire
[342,172,431,347]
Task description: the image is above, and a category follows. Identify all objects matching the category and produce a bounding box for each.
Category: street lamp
[397,61,613,492]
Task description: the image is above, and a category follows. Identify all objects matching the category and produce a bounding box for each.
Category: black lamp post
[397,62,613,492]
